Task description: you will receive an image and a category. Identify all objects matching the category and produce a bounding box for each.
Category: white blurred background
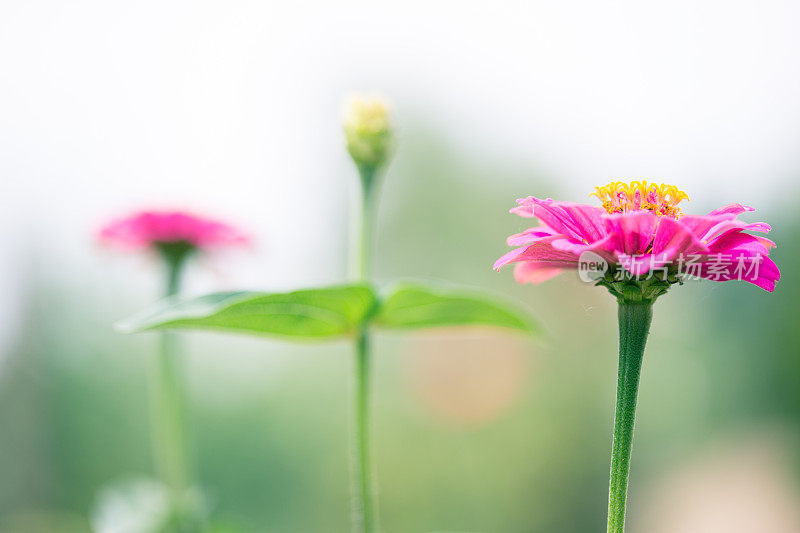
[3,0,799,293]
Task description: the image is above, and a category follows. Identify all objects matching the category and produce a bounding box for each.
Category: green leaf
[373,282,539,334]
[116,284,377,340]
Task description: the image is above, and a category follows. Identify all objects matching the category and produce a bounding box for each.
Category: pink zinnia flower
[99,210,249,252]
[494,181,779,293]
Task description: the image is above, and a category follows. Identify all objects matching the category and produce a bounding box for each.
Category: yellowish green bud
[343,95,394,172]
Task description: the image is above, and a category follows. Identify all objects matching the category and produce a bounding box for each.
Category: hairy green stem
[151,247,191,514]
[607,300,652,533]
[350,165,378,533]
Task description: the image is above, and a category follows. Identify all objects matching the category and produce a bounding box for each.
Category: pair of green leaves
[117,282,539,340]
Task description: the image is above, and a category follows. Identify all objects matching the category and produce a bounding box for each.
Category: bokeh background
[2,1,800,531]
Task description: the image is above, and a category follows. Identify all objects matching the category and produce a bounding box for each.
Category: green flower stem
[353,327,374,532]
[152,248,191,508]
[351,165,378,533]
[607,300,652,533]
[353,166,377,282]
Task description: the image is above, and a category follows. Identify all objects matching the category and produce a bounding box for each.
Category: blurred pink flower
[99,210,249,252]
[494,181,780,292]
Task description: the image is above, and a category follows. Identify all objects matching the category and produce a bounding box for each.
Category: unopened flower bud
[343,95,394,173]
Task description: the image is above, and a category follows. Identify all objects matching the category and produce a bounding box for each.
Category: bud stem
[350,164,380,533]
[607,300,652,532]
[353,166,378,281]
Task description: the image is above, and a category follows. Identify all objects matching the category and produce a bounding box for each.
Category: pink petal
[650,216,710,260]
[755,236,777,250]
[527,198,607,243]
[708,231,772,257]
[509,196,537,217]
[507,226,559,246]
[603,211,658,256]
[678,214,735,241]
[493,236,580,271]
[98,210,249,251]
[708,204,755,216]
[513,262,566,284]
[689,232,780,292]
[704,220,772,245]
[695,254,780,292]
[618,253,673,276]
[550,233,617,262]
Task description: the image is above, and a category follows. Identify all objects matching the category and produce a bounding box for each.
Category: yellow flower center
[591,181,689,218]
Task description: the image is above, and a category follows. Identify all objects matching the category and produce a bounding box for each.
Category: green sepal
[596,267,682,304]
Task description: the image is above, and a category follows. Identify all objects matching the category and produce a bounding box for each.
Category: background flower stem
[351,165,378,533]
[152,247,192,517]
[607,300,652,533]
